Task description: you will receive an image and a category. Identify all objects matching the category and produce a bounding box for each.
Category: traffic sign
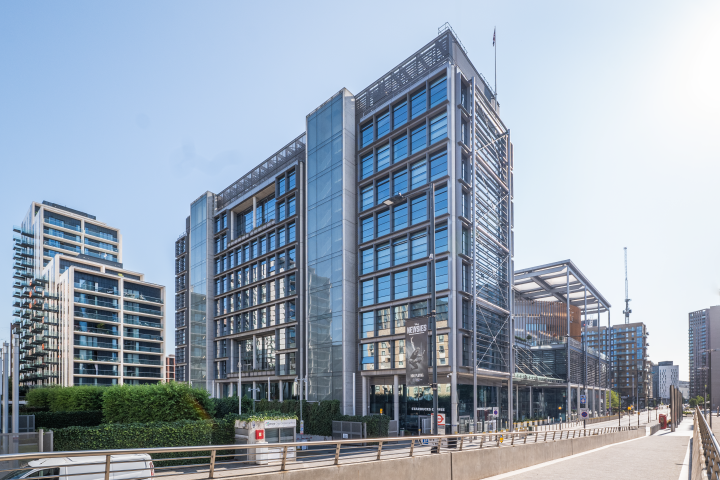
[432,413,446,426]
[492,407,499,416]
[580,408,588,418]
[580,395,587,404]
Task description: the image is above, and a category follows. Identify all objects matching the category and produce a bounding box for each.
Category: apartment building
[174,26,514,432]
[689,306,720,408]
[585,321,650,409]
[12,201,166,387]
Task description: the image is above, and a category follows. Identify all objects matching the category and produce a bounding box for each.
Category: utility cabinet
[234,418,297,465]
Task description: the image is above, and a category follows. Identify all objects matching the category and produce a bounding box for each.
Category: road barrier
[0,426,642,480]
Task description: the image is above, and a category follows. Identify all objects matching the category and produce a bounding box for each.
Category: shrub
[53,420,216,466]
[210,395,253,418]
[102,382,215,423]
[34,411,104,429]
[26,386,103,412]
[26,387,58,409]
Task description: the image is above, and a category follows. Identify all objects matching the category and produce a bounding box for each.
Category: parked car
[0,454,154,479]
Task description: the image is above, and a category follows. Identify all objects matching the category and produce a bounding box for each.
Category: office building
[513,261,611,419]
[657,361,679,403]
[174,26,516,432]
[586,321,651,409]
[689,306,720,409]
[12,201,166,387]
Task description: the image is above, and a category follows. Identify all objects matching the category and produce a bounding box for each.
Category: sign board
[264,419,297,429]
[492,407,499,416]
[432,413,445,426]
[580,408,588,418]
[580,395,587,404]
[405,316,429,386]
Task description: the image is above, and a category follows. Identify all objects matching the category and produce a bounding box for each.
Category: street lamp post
[384,182,437,435]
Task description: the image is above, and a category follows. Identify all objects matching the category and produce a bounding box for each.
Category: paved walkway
[485,415,692,480]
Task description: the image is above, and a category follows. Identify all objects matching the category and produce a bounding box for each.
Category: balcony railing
[123,317,162,329]
[74,326,119,336]
[85,228,118,243]
[123,370,162,378]
[123,331,163,341]
[74,282,118,295]
[124,304,162,316]
[74,355,118,363]
[74,296,118,309]
[74,311,119,322]
[123,357,162,366]
[74,368,118,377]
[123,291,163,304]
[45,217,81,232]
[124,345,161,354]
[74,339,118,350]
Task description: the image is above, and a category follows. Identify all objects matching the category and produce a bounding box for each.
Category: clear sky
[1,1,718,381]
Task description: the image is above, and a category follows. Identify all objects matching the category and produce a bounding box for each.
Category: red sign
[433,413,445,426]
[255,430,265,440]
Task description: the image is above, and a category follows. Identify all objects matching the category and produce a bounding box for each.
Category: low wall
[239,428,645,480]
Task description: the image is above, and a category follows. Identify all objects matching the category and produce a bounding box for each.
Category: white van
[0,454,154,479]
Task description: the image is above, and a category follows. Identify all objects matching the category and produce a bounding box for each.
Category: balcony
[123,370,162,378]
[124,357,162,366]
[124,345,162,354]
[74,326,119,336]
[74,296,118,309]
[74,339,118,350]
[45,217,81,232]
[74,368,118,377]
[74,282,118,296]
[123,317,162,329]
[85,228,118,243]
[43,239,81,254]
[124,304,162,316]
[74,355,118,363]
[124,331,162,341]
[74,311,119,323]
[123,291,163,304]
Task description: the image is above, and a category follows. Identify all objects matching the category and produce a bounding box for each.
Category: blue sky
[1,1,718,380]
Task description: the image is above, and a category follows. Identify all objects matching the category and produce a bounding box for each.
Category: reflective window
[393,135,408,163]
[393,238,408,266]
[362,343,375,370]
[411,124,426,154]
[377,308,391,335]
[411,161,427,190]
[430,114,447,144]
[430,151,448,180]
[377,144,390,172]
[411,196,427,224]
[377,209,391,238]
[376,243,390,270]
[435,184,448,216]
[411,232,427,261]
[394,304,408,330]
[361,185,374,211]
[393,101,408,128]
[393,170,407,195]
[394,271,408,299]
[429,76,447,107]
[393,202,408,231]
[377,275,391,303]
[362,279,374,306]
[361,154,374,179]
[376,177,390,205]
[377,111,390,138]
[362,216,374,242]
[411,89,426,118]
[435,223,448,254]
[362,248,374,274]
[436,259,449,291]
[411,265,428,295]
[361,122,373,147]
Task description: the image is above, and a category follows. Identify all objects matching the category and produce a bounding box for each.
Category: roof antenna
[623,247,632,324]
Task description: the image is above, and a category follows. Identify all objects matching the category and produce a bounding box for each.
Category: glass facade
[189,194,209,387]
[306,92,345,402]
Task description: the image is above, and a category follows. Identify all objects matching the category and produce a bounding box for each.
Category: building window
[394,304,408,330]
[377,275,391,303]
[436,259,449,291]
[411,232,427,261]
[393,238,408,266]
[411,265,428,295]
[435,223,448,253]
[362,343,375,370]
[430,114,447,144]
[462,336,470,366]
[462,299,470,330]
[430,151,448,180]
[393,135,408,163]
[378,341,392,369]
[362,216,374,242]
[435,184,448,216]
[361,153,374,179]
[430,76,447,107]
[362,279,374,306]
[377,111,390,138]
[411,88,426,119]
[462,191,470,218]
[462,228,470,256]
[377,308,391,334]
[377,209,391,238]
[461,82,469,110]
[462,263,470,292]
[394,271,408,299]
[393,170,407,195]
[361,122,373,148]
[393,202,408,231]
[411,196,427,224]
[361,185,374,211]
[376,243,390,270]
[411,300,427,318]
[362,248,374,274]
[377,144,390,172]
[411,161,427,190]
[393,101,408,128]
[411,124,427,155]
[376,177,390,205]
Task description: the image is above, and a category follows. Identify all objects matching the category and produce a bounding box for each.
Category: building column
[229,339,235,373]
[279,380,283,402]
[515,384,519,421]
[393,375,399,422]
[529,386,533,418]
[362,376,368,415]
[252,335,257,370]
[252,197,257,229]
[576,385,581,416]
[252,381,257,401]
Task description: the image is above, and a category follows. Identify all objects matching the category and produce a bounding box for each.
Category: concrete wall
[237,429,645,480]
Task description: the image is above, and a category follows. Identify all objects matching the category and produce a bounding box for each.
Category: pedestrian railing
[695,406,720,479]
[0,426,639,480]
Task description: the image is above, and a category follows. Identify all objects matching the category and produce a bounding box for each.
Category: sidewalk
[486,416,691,480]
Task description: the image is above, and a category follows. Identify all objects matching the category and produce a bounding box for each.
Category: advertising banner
[406,315,429,386]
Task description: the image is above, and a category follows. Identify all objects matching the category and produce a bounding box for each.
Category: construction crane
[623,247,632,324]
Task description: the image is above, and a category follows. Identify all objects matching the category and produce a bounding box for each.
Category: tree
[690,398,697,408]
[610,390,620,411]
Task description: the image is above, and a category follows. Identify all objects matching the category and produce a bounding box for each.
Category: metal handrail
[696,406,720,477]
[0,427,639,479]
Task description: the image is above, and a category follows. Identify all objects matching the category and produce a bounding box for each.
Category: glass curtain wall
[190,194,209,388]
[306,93,344,401]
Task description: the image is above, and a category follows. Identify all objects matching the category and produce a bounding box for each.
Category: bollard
[38,429,43,453]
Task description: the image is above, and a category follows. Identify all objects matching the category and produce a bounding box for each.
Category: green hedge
[35,410,104,429]
[336,414,390,437]
[210,395,253,418]
[54,420,216,466]
[247,399,340,436]
[27,386,104,412]
[102,383,215,423]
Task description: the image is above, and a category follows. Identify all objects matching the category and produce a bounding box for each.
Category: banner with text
[406,315,429,386]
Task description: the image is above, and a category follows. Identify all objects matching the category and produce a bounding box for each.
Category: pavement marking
[679,437,691,480]
[479,436,647,480]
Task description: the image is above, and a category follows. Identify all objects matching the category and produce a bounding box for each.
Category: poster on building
[406,315,429,386]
